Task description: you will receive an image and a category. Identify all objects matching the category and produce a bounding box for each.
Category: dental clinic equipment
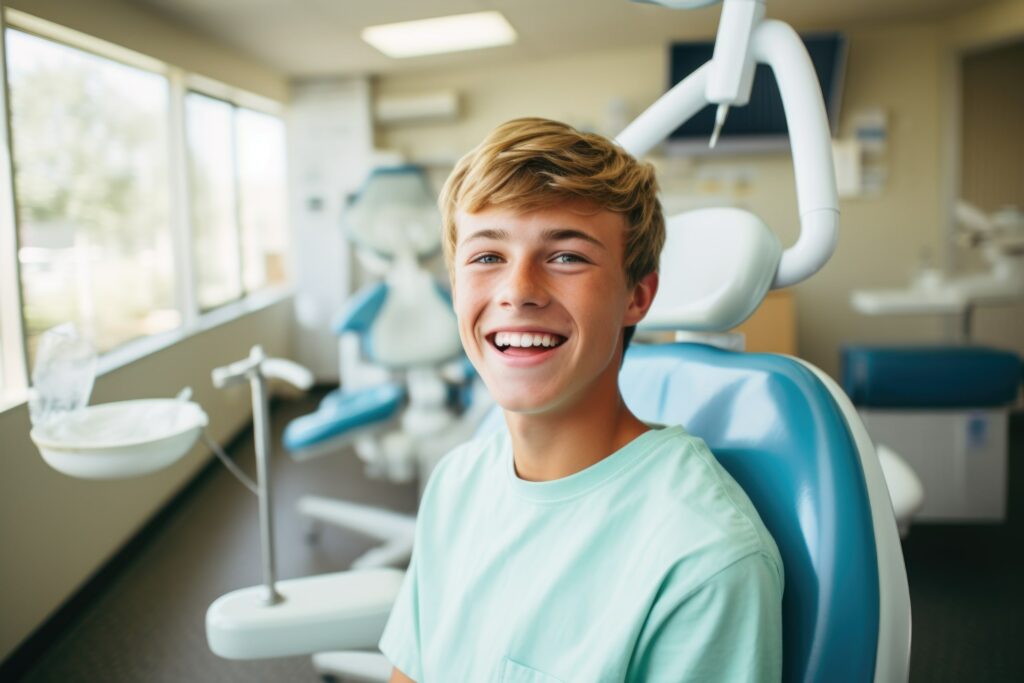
[845,200,1023,523]
[852,201,1024,338]
[28,324,209,480]
[28,331,405,660]
[625,0,838,295]
[283,165,492,569]
[205,346,404,660]
[313,2,911,682]
[623,0,925,538]
[26,0,912,678]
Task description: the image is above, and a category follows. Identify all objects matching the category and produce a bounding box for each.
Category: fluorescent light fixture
[362,11,517,59]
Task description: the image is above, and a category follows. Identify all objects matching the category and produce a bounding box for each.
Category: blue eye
[553,253,586,264]
[474,254,501,264]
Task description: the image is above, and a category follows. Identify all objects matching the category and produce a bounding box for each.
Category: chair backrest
[620,342,885,682]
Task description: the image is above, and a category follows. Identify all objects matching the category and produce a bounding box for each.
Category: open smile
[486,329,568,359]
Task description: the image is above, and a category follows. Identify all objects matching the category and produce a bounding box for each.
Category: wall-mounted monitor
[666,32,847,155]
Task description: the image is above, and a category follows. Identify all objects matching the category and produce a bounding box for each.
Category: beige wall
[946,0,1024,51]
[376,4,1024,378]
[947,0,1024,356]
[5,0,288,101]
[960,42,1024,213]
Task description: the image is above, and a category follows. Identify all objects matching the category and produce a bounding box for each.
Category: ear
[623,271,659,326]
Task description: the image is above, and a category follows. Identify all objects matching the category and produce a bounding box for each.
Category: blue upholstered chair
[619,342,910,682]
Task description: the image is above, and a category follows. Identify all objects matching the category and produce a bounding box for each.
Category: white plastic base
[312,651,392,683]
[299,496,416,569]
[860,409,1008,522]
[875,444,925,537]
[206,568,404,660]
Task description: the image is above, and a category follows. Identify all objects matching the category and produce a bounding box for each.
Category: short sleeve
[378,533,423,681]
[627,552,784,683]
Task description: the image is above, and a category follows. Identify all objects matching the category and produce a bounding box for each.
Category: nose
[499,258,549,309]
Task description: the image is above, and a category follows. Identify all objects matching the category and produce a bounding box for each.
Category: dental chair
[283,166,490,569]
[276,208,912,683]
[208,1,910,680]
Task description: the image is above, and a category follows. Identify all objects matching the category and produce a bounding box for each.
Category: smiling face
[453,200,657,417]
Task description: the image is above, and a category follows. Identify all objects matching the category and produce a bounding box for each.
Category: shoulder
[626,427,783,586]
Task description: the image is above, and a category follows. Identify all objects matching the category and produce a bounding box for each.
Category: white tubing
[615,62,711,157]
[753,19,839,287]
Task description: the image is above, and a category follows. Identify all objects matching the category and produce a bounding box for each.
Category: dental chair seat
[283,383,404,455]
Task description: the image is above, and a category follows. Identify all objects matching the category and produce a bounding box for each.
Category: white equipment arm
[616,13,838,289]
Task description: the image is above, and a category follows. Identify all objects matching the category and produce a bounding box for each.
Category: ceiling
[133,0,990,78]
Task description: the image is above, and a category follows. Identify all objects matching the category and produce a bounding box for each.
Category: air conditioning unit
[374,90,459,124]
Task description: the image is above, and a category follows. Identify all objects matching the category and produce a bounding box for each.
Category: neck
[504,372,650,482]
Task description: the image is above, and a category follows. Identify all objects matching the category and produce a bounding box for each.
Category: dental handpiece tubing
[251,371,283,605]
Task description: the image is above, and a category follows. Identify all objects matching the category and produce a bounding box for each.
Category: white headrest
[639,207,782,332]
[347,166,441,259]
[371,255,462,368]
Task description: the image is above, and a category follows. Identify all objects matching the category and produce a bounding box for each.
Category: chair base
[298,495,416,568]
[313,651,391,683]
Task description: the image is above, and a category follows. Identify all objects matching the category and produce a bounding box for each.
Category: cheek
[452,284,483,338]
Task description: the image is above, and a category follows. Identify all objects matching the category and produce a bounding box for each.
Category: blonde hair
[440,117,665,286]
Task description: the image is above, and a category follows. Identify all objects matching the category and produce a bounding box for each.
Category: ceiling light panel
[361,11,517,59]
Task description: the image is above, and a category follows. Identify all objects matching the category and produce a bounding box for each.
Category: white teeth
[494,331,565,348]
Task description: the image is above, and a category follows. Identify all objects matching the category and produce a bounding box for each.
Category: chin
[492,389,567,416]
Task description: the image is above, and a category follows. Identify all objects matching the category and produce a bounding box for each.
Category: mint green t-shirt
[379,425,784,682]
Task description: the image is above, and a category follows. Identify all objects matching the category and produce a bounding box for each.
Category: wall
[287,77,375,381]
[960,41,1024,213]
[374,3,1024,378]
[944,0,1024,358]
[0,0,295,663]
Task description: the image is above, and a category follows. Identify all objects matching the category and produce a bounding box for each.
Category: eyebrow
[461,227,607,250]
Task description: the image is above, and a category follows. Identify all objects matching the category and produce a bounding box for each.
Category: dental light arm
[618,0,839,289]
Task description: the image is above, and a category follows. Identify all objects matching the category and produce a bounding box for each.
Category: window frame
[0,8,292,411]
[185,89,246,313]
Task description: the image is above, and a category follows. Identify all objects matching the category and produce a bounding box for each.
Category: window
[186,94,290,311]
[237,109,289,292]
[0,14,291,392]
[186,92,242,311]
[5,28,178,366]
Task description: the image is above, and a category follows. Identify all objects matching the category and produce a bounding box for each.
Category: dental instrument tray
[30,398,209,479]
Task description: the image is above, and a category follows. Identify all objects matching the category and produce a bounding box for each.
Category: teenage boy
[381,118,783,682]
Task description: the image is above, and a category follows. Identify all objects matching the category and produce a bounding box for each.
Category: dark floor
[899,412,1024,682]
[6,395,1024,682]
